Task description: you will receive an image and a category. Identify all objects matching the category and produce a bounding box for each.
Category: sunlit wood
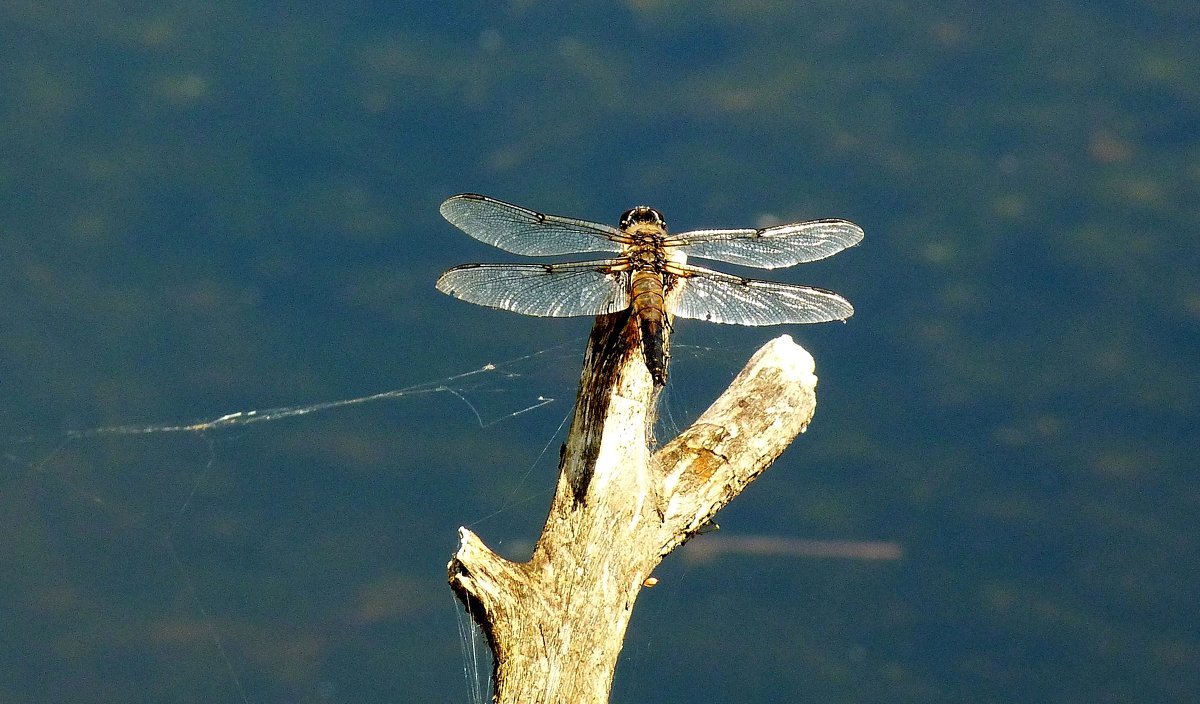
[448,314,818,703]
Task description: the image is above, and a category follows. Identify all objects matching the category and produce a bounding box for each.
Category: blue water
[2,2,1197,702]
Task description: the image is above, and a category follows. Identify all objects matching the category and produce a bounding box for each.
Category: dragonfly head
[620,205,667,234]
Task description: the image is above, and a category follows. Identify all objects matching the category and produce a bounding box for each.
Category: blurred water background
[2,2,1197,702]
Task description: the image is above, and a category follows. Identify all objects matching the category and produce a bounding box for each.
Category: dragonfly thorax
[623,242,672,271]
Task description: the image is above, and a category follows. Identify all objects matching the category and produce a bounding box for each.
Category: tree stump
[448,312,819,703]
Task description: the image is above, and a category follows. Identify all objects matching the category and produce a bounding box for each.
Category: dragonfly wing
[670,264,854,325]
[436,261,630,318]
[441,194,625,256]
[673,219,864,269]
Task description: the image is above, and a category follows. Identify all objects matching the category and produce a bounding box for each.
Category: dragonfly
[436,193,862,385]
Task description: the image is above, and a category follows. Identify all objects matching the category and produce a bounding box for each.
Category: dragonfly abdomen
[629,270,670,385]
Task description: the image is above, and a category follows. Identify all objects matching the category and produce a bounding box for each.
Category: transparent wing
[441,194,625,256]
[671,219,864,269]
[436,261,630,318]
[670,264,854,325]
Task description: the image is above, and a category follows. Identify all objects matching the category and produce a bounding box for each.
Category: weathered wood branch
[448,313,818,703]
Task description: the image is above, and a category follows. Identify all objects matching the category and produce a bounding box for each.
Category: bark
[448,312,819,703]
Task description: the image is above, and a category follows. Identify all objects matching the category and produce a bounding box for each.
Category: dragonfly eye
[620,206,667,231]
